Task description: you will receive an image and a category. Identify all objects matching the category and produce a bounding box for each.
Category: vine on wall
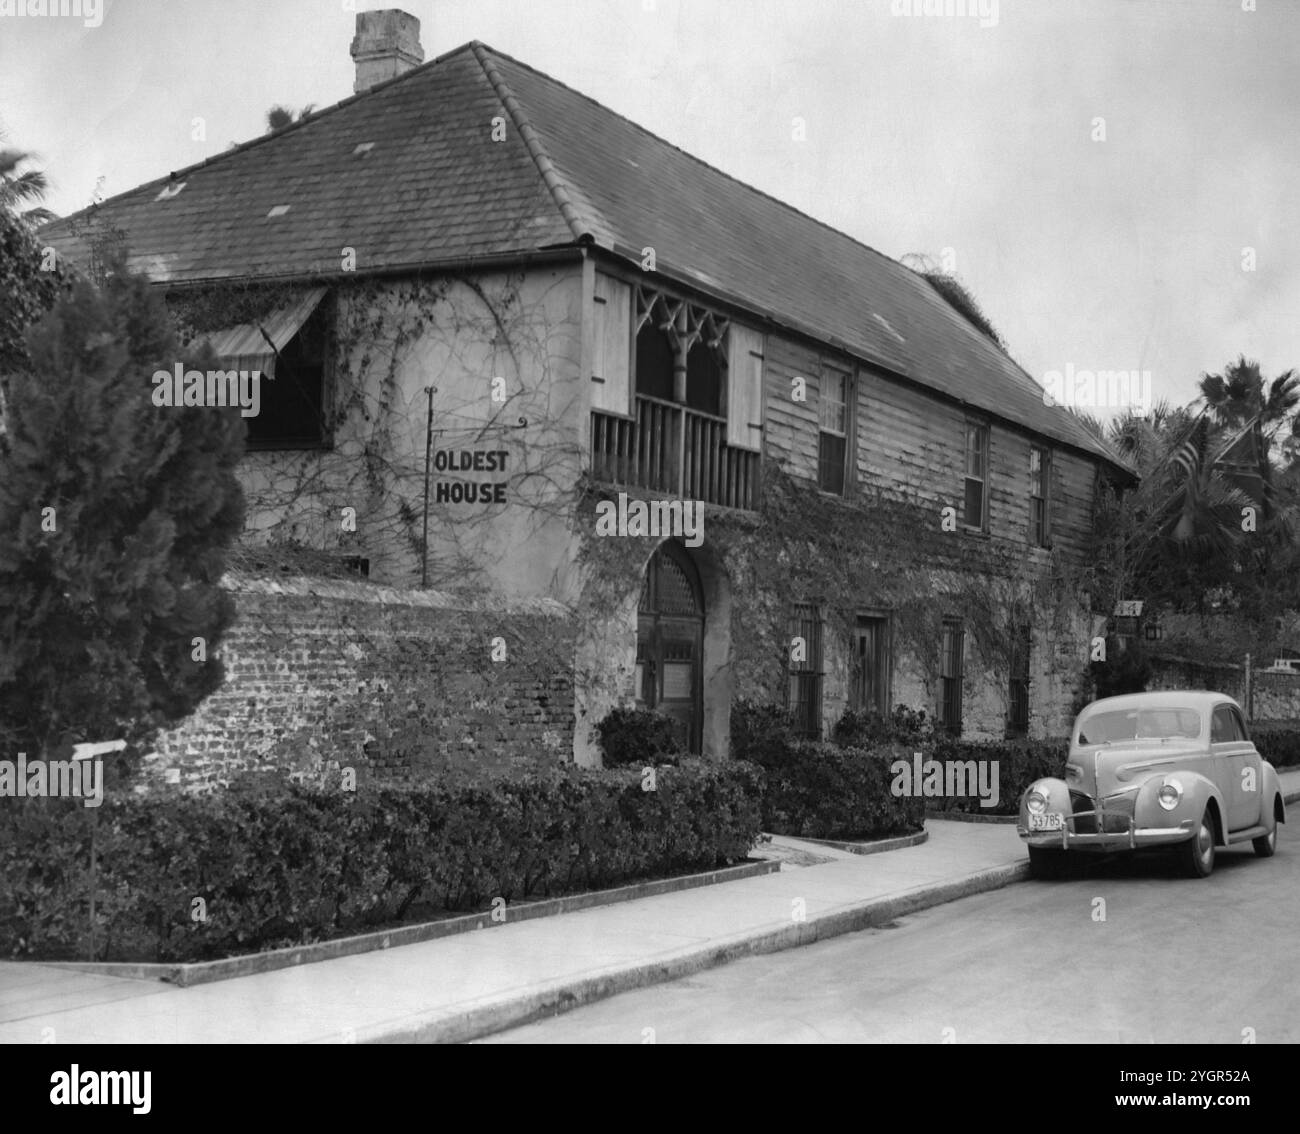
[166,269,584,590]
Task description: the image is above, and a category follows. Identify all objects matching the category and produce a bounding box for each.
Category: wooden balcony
[591,395,759,511]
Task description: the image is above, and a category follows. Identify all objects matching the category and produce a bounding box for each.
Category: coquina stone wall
[143,573,577,791]
[1147,654,1300,723]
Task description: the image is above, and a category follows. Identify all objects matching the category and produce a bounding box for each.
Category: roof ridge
[474,43,919,279]
[469,42,591,245]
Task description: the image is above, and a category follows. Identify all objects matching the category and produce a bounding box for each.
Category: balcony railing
[591,395,759,511]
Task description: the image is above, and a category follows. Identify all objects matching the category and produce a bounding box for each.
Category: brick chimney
[350,9,424,94]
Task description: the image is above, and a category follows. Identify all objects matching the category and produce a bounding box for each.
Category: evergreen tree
[0,260,245,779]
[0,208,72,380]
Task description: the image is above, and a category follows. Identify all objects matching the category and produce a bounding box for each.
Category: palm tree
[265,104,317,133]
[1095,408,1255,613]
[1199,355,1300,455]
[0,135,55,225]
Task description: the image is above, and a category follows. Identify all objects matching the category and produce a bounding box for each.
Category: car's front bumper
[1017,812,1197,851]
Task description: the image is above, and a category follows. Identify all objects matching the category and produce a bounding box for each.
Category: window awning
[198,286,327,378]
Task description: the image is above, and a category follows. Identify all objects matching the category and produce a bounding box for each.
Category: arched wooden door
[636,543,704,754]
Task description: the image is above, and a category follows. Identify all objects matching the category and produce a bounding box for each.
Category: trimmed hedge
[596,707,684,767]
[831,705,934,747]
[731,700,923,838]
[751,739,925,840]
[0,759,763,963]
[926,737,1069,816]
[1253,727,1300,769]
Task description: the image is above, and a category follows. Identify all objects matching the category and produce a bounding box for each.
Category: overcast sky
[1,0,1296,417]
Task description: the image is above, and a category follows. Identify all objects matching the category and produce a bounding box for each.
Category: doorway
[636,542,704,754]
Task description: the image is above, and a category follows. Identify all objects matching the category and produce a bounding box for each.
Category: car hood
[1068,740,1206,799]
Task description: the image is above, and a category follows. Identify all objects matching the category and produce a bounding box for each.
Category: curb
[925,808,1018,824]
[798,829,928,855]
[361,858,1031,1044]
[40,858,780,988]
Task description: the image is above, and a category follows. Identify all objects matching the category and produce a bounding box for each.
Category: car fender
[1019,777,1070,827]
[1134,771,1225,839]
[1259,761,1287,826]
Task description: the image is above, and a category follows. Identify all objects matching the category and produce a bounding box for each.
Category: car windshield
[1077,708,1202,744]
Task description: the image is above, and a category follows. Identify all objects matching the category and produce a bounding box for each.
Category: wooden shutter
[726,323,764,451]
[591,274,631,415]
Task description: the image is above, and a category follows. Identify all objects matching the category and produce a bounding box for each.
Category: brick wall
[144,574,576,790]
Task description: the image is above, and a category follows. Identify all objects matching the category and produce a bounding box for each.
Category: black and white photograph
[0,0,1296,1086]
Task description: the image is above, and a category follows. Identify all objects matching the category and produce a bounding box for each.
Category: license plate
[1029,812,1064,831]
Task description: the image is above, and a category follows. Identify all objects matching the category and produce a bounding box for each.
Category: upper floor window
[195,286,332,451]
[1030,446,1051,547]
[248,298,331,449]
[818,369,850,495]
[964,421,989,528]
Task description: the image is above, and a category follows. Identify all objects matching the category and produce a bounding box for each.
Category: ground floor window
[938,617,965,735]
[786,603,824,739]
[1007,623,1031,736]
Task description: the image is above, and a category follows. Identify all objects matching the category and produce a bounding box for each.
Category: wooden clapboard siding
[1046,449,1097,563]
[856,364,966,512]
[762,331,823,484]
[761,328,1102,567]
[987,425,1033,542]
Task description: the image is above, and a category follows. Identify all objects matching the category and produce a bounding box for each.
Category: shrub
[595,707,684,767]
[832,704,933,747]
[926,737,1069,816]
[730,699,799,766]
[1253,726,1300,769]
[739,733,924,840]
[0,759,763,963]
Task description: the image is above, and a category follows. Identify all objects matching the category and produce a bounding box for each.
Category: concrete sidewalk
[3,769,1296,1045]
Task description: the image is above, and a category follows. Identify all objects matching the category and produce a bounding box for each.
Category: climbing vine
[165,268,585,591]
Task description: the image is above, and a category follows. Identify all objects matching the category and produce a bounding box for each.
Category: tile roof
[40,40,1129,472]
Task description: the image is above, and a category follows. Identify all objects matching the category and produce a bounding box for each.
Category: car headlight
[1157,778,1183,811]
[1026,788,1049,814]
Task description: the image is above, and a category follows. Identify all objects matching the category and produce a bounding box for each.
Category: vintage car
[1018,691,1286,878]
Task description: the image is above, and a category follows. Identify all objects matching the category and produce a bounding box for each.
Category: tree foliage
[0,260,246,775]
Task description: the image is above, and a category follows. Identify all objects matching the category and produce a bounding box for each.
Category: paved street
[483,825,1300,1043]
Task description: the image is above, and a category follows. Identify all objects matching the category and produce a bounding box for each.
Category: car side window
[1230,706,1249,742]
[1211,706,1233,743]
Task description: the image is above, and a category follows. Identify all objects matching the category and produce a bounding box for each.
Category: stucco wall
[235,264,586,598]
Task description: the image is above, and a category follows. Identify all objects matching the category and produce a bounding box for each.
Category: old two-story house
[41,10,1134,780]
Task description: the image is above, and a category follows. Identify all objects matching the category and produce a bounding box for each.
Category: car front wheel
[1178,808,1216,878]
